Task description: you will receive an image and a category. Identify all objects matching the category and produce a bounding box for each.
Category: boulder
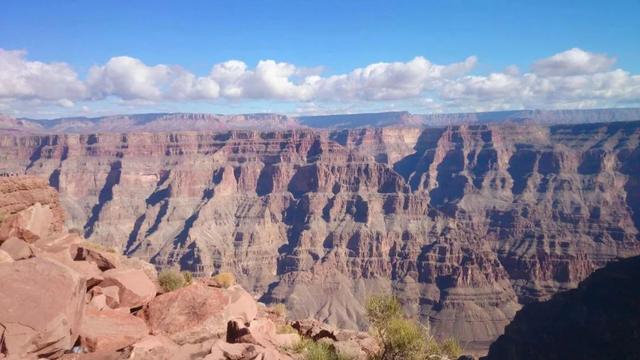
[119,257,158,282]
[0,237,34,260]
[291,319,338,341]
[100,268,156,309]
[224,285,258,324]
[0,203,56,243]
[126,335,179,360]
[206,341,260,360]
[227,318,300,349]
[0,257,85,358]
[90,286,120,309]
[0,249,13,264]
[79,307,149,352]
[73,244,120,271]
[144,283,229,344]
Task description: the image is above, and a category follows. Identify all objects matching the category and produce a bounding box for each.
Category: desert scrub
[366,295,462,360]
[287,339,350,360]
[271,303,287,318]
[158,269,193,292]
[277,323,297,334]
[211,272,235,288]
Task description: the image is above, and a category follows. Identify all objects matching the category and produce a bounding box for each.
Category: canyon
[2,110,640,354]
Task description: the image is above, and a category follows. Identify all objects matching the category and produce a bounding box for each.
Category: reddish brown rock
[73,244,120,271]
[0,249,13,264]
[100,268,156,309]
[0,257,85,358]
[90,286,121,309]
[79,307,149,353]
[145,282,230,344]
[224,285,258,325]
[0,237,33,260]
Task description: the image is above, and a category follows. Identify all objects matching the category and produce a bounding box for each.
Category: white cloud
[0,49,86,101]
[86,56,220,100]
[532,48,616,77]
[0,48,638,116]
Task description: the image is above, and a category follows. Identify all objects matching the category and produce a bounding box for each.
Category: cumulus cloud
[86,56,219,100]
[0,49,85,101]
[532,48,616,77]
[0,47,638,115]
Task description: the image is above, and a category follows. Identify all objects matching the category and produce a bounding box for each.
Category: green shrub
[365,295,462,360]
[285,339,350,360]
[211,272,236,288]
[158,269,193,292]
[304,341,349,360]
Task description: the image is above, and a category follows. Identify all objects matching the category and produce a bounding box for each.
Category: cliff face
[2,121,640,353]
[484,255,640,360]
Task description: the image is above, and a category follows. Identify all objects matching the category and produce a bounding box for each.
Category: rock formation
[484,255,640,360]
[0,176,377,359]
[2,117,640,354]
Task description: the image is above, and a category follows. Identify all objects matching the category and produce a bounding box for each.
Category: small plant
[286,339,350,360]
[272,303,287,318]
[158,268,193,292]
[211,272,236,288]
[182,271,193,285]
[365,294,462,360]
[277,323,297,334]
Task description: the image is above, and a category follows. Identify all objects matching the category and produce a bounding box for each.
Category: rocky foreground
[0,176,379,360]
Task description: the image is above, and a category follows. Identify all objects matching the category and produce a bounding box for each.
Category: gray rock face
[2,120,640,354]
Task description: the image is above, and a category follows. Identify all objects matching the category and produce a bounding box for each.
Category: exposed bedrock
[2,123,640,354]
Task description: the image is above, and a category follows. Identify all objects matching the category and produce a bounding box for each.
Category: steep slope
[1,121,640,354]
[484,255,640,360]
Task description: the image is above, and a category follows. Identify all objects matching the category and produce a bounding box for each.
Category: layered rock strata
[2,121,640,353]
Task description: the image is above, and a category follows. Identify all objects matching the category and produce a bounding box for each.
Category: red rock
[79,307,149,353]
[0,257,85,358]
[224,285,258,324]
[73,244,120,271]
[100,268,156,309]
[127,335,179,360]
[0,237,34,260]
[90,286,121,309]
[0,249,14,264]
[144,283,229,344]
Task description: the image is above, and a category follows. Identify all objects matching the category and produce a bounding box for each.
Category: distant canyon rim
[2,108,640,354]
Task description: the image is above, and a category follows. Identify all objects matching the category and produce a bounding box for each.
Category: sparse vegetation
[288,339,350,360]
[277,323,297,334]
[271,303,287,318]
[211,271,235,288]
[158,268,193,292]
[366,295,461,360]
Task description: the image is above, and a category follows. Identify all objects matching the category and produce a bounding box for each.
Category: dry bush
[158,268,193,292]
[211,272,236,288]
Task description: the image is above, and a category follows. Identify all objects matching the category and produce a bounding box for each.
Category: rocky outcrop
[0,176,376,359]
[0,257,86,358]
[2,120,640,354]
[484,255,640,360]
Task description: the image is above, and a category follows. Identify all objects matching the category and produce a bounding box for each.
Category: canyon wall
[2,121,640,353]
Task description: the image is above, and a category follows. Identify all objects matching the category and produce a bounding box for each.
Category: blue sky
[0,0,639,118]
